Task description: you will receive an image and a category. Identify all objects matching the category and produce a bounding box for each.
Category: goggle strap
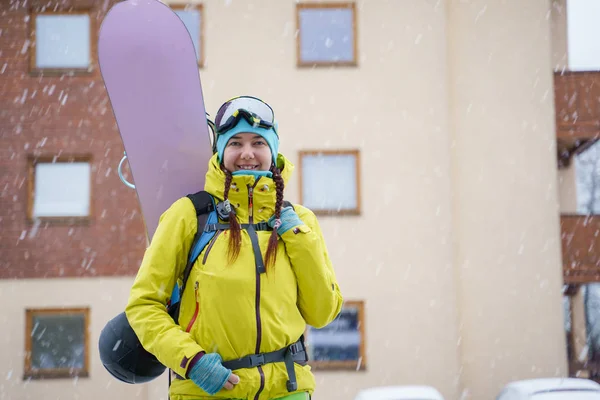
[217,110,273,135]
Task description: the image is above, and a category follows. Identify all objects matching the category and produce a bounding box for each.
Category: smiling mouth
[237,165,259,170]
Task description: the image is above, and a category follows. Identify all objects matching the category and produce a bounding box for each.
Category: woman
[125,96,343,400]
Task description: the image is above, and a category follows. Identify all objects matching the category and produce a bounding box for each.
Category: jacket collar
[203,153,294,223]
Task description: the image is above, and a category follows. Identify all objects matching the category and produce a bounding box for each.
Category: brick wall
[0,0,147,279]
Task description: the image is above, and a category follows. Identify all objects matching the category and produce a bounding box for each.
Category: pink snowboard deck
[99,0,212,240]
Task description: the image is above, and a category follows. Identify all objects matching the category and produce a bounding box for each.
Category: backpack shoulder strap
[180,191,214,293]
[187,190,214,216]
[181,196,292,292]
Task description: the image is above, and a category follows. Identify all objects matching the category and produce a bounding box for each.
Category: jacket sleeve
[280,205,343,328]
[125,197,204,378]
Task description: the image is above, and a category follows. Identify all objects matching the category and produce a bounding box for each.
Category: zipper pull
[248,186,254,218]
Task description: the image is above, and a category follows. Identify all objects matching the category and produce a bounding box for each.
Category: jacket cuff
[185,351,206,378]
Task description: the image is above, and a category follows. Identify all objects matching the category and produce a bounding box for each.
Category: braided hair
[223,168,242,263]
[264,165,285,269]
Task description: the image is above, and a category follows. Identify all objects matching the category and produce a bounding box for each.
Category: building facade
[1,1,590,399]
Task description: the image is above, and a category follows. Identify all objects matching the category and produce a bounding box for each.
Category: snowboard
[98,0,213,241]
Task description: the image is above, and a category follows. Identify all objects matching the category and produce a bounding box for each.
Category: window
[29,10,93,74]
[171,4,204,67]
[583,284,600,361]
[28,156,92,221]
[306,300,366,370]
[299,150,361,215]
[296,3,358,67]
[575,141,600,214]
[24,308,90,379]
[567,0,600,71]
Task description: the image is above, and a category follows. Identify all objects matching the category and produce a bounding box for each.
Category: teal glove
[188,353,232,395]
[268,206,303,235]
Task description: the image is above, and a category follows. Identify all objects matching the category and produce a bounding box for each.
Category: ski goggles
[214,96,278,136]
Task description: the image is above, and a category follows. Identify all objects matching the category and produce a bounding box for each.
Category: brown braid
[265,166,285,269]
[223,168,242,263]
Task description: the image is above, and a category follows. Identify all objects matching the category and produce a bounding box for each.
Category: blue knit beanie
[216,118,279,166]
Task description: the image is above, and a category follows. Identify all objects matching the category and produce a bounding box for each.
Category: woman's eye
[254,141,266,146]
[228,142,240,147]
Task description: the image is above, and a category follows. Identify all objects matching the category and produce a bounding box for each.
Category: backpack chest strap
[203,222,271,274]
[203,222,272,232]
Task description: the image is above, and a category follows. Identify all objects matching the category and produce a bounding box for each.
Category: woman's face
[222,133,272,172]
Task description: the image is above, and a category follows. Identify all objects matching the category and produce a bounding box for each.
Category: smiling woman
[122,95,344,400]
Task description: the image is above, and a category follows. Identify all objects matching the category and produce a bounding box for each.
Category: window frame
[305,300,366,371]
[169,3,205,68]
[566,1,600,72]
[24,307,91,380]
[298,149,361,216]
[27,155,93,224]
[295,2,358,67]
[28,7,95,76]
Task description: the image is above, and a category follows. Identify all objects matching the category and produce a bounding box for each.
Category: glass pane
[585,283,600,359]
[35,14,90,69]
[174,9,201,61]
[309,306,360,361]
[567,0,600,71]
[302,153,357,211]
[575,141,600,214]
[33,162,91,217]
[30,313,85,370]
[299,8,354,63]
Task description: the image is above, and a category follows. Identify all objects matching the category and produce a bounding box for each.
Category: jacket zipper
[185,282,200,333]
[249,183,265,400]
[202,230,223,265]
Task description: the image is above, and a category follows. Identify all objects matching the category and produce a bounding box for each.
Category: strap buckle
[289,341,303,355]
[254,221,272,231]
[287,380,298,392]
[249,354,265,367]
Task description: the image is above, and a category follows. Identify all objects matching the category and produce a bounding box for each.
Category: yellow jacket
[125,153,343,400]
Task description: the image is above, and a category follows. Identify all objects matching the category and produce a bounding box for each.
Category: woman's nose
[240,144,255,159]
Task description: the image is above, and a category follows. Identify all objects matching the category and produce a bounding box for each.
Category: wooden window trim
[298,149,361,216]
[28,7,95,77]
[24,307,91,380]
[169,3,205,68]
[295,2,358,68]
[306,300,366,371]
[27,154,94,225]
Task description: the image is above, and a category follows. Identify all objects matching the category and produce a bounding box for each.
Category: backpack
[167,192,304,394]
[168,190,292,323]
[167,190,217,323]
[98,190,300,388]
